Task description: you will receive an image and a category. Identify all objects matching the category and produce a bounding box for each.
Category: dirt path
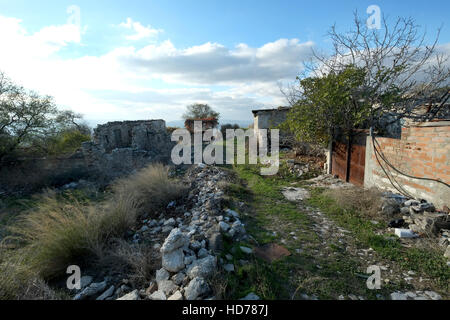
[225,165,446,300]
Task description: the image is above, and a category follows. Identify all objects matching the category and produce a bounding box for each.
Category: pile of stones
[381,193,450,263]
[72,164,256,300]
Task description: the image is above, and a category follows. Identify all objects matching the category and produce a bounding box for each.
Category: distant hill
[167,119,253,128]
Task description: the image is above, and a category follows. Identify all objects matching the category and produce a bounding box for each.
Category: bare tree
[284,12,450,130]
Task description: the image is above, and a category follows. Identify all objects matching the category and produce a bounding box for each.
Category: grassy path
[219,163,449,300]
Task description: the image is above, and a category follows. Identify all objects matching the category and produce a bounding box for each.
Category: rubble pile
[381,193,450,262]
[72,164,257,301]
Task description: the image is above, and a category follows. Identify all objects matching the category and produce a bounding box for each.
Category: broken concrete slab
[281,187,310,202]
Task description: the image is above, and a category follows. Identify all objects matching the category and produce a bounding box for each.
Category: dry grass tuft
[112,163,187,217]
[99,239,160,288]
[323,186,383,219]
[0,163,185,297]
[0,250,62,300]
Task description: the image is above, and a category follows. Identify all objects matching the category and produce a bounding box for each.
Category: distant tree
[182,103,220,121]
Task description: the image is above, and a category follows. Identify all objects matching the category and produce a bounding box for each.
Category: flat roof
[252,106,291,115]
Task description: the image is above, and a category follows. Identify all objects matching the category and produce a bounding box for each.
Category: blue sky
[0,0,448,126]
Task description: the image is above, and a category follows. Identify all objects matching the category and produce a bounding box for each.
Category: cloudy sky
[0,0,448,127]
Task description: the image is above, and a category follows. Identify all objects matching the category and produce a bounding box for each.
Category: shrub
[46,129,91,156]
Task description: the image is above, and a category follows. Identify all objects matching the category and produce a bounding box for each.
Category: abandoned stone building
[81,120,174,179]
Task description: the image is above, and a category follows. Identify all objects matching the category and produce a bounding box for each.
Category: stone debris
[149,290,166,300]
[390,290,442,300]
[96,285,115,300]
[240,246,253,254]
[281,187,310,202]
[184,277,210,300]
[394,228,419,238]
[117,289,140,300]
[240,292,260,300]
[73,281,107,300]
[223,264,235,272]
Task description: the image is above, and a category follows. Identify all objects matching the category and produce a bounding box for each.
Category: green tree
[282,65,372,145]
[182,103,220,121]
[0,71,90,160]
[282,13,449,145]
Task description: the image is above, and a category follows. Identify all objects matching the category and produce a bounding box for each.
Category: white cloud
[0,15,316,125]
[119,18,162,41]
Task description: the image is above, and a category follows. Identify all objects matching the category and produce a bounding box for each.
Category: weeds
[0,163,184,298]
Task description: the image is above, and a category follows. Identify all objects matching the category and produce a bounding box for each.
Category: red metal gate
[331,140,366,186]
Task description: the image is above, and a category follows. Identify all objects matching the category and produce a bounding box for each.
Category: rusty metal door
[331,140,366,186]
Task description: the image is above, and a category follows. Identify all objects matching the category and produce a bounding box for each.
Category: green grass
[222,157,449,299]
[307,188,450,292]
[222,162,383,299]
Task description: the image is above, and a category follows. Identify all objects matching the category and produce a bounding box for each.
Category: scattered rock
[444,245,450,258]
[157,280,178,296]
[223,264,235,272]
[207,232,223,253]
[394,228,418,238]
[162,248,185,273]
[168,290,183,300]
[171,272,186,286]
[117,289,140,300]
[184,255,196,265]
[155,268,170,284]
[96,285,115,300]
[240,246,253,254]
[79,276,93,290]
[424,291,442,300]
[197,247,208,258]
[240,292,260,300]
[219,221,230,232]
[160,228,189,253]
[149,290,167,300]
[186,255,217,279]
[184,277,210,300]
[281,187,310,202]
[74,281,108,300]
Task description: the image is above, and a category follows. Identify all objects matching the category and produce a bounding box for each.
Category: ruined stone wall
[82,120,174,180]
[364,121,450,209]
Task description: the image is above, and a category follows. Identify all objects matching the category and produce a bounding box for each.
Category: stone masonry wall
[82,120,174,180]
[364,121,450,209]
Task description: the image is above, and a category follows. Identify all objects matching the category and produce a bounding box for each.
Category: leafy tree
[182,103,220,121]
[283,65,371,145]
[0,71,90,160]
[282,13,450,145]
[45,129,91,155]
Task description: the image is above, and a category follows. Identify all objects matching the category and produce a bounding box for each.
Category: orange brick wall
[365,122,450,209]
